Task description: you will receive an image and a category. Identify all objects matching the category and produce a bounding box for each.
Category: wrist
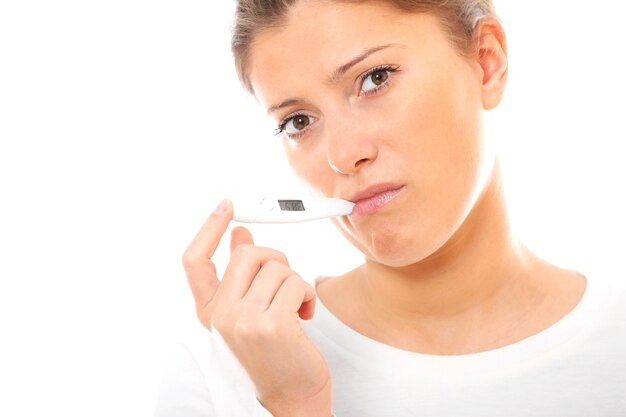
[258,380,332,417]
[260,398,332,417]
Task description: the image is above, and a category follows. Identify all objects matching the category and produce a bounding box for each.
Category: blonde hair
[232,0,497,93]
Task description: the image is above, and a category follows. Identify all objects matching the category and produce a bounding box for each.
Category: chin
[369,242,432,268]
[356,222,442,268]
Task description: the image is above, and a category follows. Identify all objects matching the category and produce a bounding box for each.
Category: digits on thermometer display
[278,200,306,212]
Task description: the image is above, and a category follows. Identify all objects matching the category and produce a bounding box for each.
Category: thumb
[298,283,317,320]
[230,226,254,253]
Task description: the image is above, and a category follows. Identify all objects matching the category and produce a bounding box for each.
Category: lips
[348,184,405,217]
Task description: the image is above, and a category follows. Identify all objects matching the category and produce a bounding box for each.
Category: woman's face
[248,1,500,267]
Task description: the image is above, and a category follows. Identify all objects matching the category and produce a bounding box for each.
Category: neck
[353,162,548,348]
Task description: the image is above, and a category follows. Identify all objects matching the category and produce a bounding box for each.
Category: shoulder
[598,279,626,318]
[582,268,626,310]
[574,274,626,344]
[314,270,360,322]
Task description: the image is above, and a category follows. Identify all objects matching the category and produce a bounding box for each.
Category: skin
[183,1,587,415]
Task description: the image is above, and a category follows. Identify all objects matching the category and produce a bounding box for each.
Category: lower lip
[351,187,405,217]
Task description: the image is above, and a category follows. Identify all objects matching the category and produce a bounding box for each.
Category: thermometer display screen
[278,200,305,211]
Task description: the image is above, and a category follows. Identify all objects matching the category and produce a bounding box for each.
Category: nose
[326,119,379,175]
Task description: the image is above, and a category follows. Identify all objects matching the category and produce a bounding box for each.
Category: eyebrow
[267,98,304,115]
[327,43,396,85]
[267,43,398,115]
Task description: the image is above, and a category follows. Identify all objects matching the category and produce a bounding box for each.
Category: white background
[1,1,624,416]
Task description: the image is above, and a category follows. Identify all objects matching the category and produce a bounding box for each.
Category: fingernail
[213,199,228,216]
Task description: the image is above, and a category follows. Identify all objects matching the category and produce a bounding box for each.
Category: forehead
[247,1,447,108]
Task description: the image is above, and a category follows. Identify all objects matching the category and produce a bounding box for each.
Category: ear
[473,17,508,110]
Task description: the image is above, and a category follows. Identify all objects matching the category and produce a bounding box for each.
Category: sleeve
[154,331,275,417]
[154,343,217,417]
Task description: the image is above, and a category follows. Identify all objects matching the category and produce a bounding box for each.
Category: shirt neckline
[309,273,606,379]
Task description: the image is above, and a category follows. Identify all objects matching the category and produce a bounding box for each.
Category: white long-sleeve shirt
[155,276,626,416]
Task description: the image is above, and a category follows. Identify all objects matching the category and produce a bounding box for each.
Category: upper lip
[346,183,405,203]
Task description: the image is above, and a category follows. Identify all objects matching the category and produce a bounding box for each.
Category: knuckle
[286,273,302,284]
[233,318,256,338]
[263,259,288,273]
[283,274,303,289]
[210,312,228,332]
[181,250,200,269]
[231,317,281,339]
[258,317,280,336]
[231,244,255,261]
[212,301,244,334]
[271,249,289,265]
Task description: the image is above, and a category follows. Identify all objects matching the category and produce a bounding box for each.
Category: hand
[182,199,332,417]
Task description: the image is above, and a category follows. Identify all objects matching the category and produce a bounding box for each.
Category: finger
[218,245,289,306]
[230,226,254,254]
[297,289,317,320]
[239,260,294,314]
[182,199,233,318]
[183,199,233,271]
[267,275,317,319]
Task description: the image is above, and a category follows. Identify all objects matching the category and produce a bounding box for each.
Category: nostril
[327,139,378,175]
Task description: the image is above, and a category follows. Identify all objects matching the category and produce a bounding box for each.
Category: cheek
[400,62,484,196]
[357,68,488,264]
[283,139,335,195]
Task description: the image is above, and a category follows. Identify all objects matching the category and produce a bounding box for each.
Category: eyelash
[274,111,312,140]
[359,64,400,96]
[274,64,400,139]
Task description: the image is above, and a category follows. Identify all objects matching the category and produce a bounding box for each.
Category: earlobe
[475,18,508,110]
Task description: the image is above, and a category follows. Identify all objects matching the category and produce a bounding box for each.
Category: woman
[156,1,626,416]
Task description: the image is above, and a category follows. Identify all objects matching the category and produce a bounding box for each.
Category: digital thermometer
[232,197,355,223]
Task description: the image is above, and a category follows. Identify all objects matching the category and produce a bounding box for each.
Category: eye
[360,65,399,95]
[276,113,316,138]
